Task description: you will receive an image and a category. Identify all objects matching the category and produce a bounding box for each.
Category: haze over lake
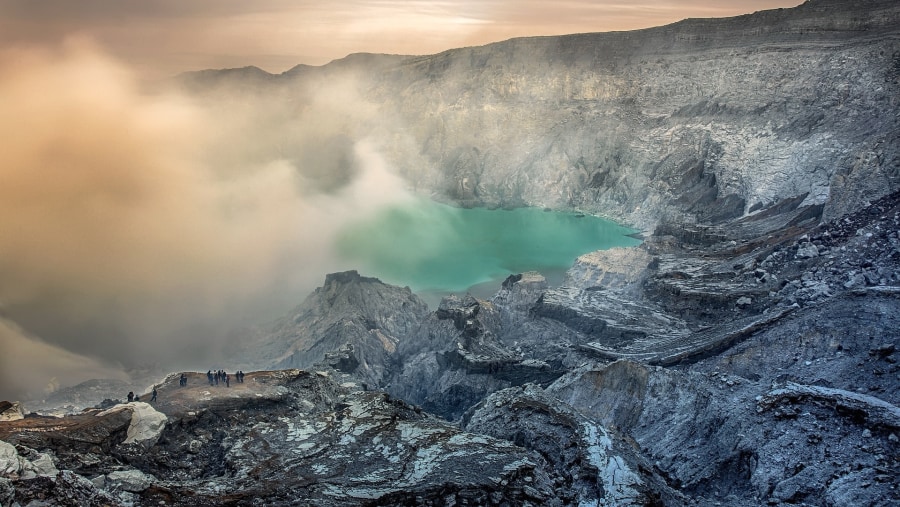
[336,198,641,297]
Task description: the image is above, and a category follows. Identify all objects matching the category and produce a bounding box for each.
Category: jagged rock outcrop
[388,294,564,421]
[0,440,57,479]
[564,247,652,291]
[245,270,429,388]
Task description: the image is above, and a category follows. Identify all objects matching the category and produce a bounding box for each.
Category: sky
[0,0,804,402]
[0,0,804,79]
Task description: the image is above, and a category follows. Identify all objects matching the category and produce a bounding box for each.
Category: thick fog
[0,40,412,401]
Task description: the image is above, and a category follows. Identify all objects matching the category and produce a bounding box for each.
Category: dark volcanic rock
[464,384,685,506]
[246,270,429,388]
[389,294,565,421]
[1,370,556,506]
[6,1,896,505]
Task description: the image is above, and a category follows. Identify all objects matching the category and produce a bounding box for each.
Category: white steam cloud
[0,40,411,401]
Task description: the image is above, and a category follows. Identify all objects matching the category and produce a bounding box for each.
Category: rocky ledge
[1,370,553,506]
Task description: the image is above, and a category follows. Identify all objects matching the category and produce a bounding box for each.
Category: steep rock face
[179,1,900,231]
[373,0,900,229]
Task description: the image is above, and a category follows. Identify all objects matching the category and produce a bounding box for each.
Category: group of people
[206,369,246,387]
[124,369,251,404]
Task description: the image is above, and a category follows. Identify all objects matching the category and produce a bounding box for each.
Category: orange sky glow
[0,0,804,78]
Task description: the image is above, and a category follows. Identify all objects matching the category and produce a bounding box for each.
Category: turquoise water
[335,198,640,297]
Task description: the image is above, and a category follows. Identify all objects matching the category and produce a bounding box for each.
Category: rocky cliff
[3,0,899,505]
[380,1,899,226]
[181,0,900,231]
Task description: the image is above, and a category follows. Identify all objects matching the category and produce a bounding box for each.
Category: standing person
[127,391,134,403]
[225,373,230,387]
[151,386,158,402]
[207,370,214,385]
[180,373,187,387]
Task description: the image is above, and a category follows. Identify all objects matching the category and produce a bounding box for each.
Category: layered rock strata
[4,1,899,505]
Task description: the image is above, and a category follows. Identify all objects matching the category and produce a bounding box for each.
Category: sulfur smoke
[0,40,411,402]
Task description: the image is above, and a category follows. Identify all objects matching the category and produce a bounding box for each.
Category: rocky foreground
[0,369,680,506]
[3,0,900,505]
[1,191,897,505]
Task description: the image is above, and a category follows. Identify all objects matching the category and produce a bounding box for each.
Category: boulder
[96,402,167,447]
[106,469,155,492]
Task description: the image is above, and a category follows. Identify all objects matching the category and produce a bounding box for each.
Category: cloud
[0,40,410,400]
[0,317,129,402]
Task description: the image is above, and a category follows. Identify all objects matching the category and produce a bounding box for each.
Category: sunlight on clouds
[0,40,414,398]
[0,1,803,76]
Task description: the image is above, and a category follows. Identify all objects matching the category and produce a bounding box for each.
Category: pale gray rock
[95,402,167,447]
[490,271,548,311]
[0,441,57,482]
[0,440,20,478]
[106,469,154,493]
[20,452,57,479]
[844,272,867,289]
[0,402,24,422]
[564,247,652,290]
[796,243,821,258]
[90,474,106,489]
